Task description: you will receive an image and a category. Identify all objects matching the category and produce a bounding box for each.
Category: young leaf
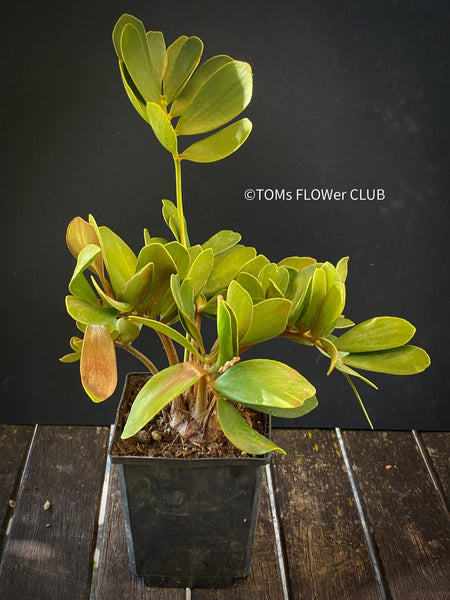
[95,224,138,297]
[202,230,242,255]
[181,118,252,163]
[187,248,214,298]
[176,60,253,135]
[215,299,238,371]
[163,36,203,104]
[204,245,256,297]
[236,272,265,301]
[335,316,416,353]
[118,60,148,122]
[146,30,167,88]
[336,256,349,282]
[296,267,327,331]
[216,397,285,455]
[90,277,133,313]
[226,280,253,340]
[342,345,430,375]
[240,298,291,346]
[238,254,270,278]
[121,362,204,438]
[170,54,232,117]
[164,241,190,278]
[80,325,117,402]
[146,102,178,154]
[278,256,316,271]
[120,22,160,103]
[213,359,316,410]
[310,282,346,340]
[118,262,154,307]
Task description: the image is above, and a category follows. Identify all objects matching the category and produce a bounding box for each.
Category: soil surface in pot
[111,374,266,460]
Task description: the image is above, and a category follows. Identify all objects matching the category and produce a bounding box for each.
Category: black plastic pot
[109,373,271,589]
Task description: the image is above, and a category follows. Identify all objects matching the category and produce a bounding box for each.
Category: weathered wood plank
[271,429,383,600]
[343,430,450,600]
[191,468,284,600]
[94,463,185,600]
[420,431,450,507]
[0,425,109,600]
[0,425,34,541]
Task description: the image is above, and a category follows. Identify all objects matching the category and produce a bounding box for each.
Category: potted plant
[61,13,430,589]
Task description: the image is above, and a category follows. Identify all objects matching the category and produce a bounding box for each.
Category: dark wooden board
[191,468,284,600]
[420,431,450,508]
[0,425,109,600]
[271,429,383,600]
[342,430,450,600]
[94,463,185,600]
[0,425,34,541]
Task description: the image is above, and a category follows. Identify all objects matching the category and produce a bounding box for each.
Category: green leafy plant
[62,14,430,455]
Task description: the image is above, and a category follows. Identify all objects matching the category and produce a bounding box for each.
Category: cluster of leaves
[62,14,430,455]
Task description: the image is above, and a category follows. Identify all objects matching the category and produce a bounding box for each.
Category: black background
[2,1,449,429]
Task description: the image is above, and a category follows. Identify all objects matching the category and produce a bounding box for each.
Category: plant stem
[116,342,159,375]
[343,374,374,429]
[173,156,187,248]
[157,332,179,366]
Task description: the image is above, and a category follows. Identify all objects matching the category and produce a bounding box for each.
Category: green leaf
[146,30,167,89]
[161,199,189,244]
[90,277,133,313]
[80,325,117,402]
[215,299,238,371]
[122,362,204,438]
[129,315,202,359]
[69,244,101,303]
[145,102,177,154]
[164,241,190,278]
[116,318,141,344]
[170,275,204,350]
[113,14,146,60]
[334,316,355,329]
[170,54,232,117]
[336,256,349,283]
[118,60,148,122]
[241,298,291,346]
[93,222,137,297]
[136,243,177,316]
[278,256,316,271]
[226,280,253,340]
[163,36,203,104]
[204,245,256,297]
[286,264,318,325]
[342,345,430,375]
[181,118,252,162]
[65,296,118,327]
[253,394,318,419]
[202,230,242,255]
[216,397,285,455]
[236,272,265,301]
[59,352,81,364]
[238,254,270,278]
[176,60,253,135]
[296,267,327,330]
[259,263,289,296]
[119,262,154,307]
[187,248,214,298]
[310,282,346,339]
[335,316,416,353]
[120,22,160,103]
[214,359,316,409]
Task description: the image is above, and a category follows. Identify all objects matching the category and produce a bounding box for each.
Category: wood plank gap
[89,426,114,600]
[266,463,290,600]
[0,424,38,556]
[335,428,390,600]
[412,430,450,520]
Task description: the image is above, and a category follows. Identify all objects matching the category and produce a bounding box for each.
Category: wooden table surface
[0,426,448,600]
